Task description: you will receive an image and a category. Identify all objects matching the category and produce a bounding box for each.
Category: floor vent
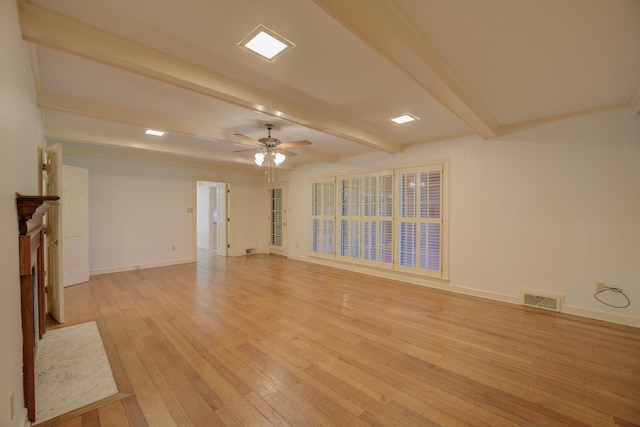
[519,288,564,312]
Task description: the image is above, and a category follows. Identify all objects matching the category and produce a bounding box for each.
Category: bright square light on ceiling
[240,25,294,61]
[145,129,166,137]
[390,114,419,125]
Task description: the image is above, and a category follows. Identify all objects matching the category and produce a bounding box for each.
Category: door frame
[44,143,64,323]
[194,177,230,257]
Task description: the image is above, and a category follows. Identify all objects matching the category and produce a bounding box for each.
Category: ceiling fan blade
[233,148,259,153]
[279,140,311,148]
[278,148,298,157]
[233,133,262,146]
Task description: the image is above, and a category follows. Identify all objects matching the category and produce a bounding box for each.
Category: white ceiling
[19,0,640,171]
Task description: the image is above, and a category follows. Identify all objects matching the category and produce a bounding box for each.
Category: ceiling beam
[37,90,232,143]
[43,126,274,168]
[38,90,339,164]
[19,2,401,154]
[313,0,499,139]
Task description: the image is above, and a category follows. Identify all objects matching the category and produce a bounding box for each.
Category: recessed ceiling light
[240,25,294,61]
[145,129,166,137]
[390,114,419,125]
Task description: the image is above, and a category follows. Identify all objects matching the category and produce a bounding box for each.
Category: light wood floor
[42,251,639,426]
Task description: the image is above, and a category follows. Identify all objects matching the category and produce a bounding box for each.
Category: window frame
[309,159,448,280]
[310,177,336,259]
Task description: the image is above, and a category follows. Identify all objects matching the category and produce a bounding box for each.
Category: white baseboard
[90,258,195,276]
[290,255,518,302]
[563,305,640,327]
[290,255,638,328]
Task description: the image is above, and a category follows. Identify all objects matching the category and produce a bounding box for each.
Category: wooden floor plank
[97,400,130,427]
[47,251,639,426]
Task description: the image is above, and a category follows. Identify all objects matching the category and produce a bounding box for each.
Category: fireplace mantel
[16,193,59,422]
[16,194,59,235]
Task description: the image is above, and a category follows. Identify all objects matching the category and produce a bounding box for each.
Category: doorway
[196,180,229,256]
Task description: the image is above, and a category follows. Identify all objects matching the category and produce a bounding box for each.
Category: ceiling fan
[233,123,311,160]
[233,124,311,181]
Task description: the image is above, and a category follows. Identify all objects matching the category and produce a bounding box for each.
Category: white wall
[63,154,267,274]
[0,0,44,425]
[283,108,640,326]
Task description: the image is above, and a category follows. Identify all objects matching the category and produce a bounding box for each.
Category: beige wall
[0,0,44,425]
[62,154,268,273]
[283,108,640,327]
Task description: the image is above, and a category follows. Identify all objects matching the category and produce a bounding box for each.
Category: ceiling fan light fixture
[273,152,286,166]
[254,152,265,166]
[240,25,294,61]
[390,113,419,125]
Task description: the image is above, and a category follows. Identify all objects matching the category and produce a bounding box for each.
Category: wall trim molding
[290,255,638,328]
[90,258,195,276]
[562,305,639,328]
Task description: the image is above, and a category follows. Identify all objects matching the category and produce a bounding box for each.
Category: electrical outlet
[596,282,605,292]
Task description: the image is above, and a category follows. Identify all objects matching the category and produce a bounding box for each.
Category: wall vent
[245,248,257,255]
[519,288,564,312]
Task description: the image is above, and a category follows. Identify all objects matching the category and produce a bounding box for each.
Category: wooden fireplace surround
[16,194,59,422]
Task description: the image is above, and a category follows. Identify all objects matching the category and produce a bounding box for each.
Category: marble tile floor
[34,321,118,424]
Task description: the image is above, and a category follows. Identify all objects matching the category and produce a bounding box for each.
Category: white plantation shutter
[338,178,348,257]
[310,178,335,257]
[336,172,394,268]
[310,162,447,279]
[396,165,443,277]
[270,187,283,249]
[379,174,393,264]
[337,177,353,258]
[363,175,376,261]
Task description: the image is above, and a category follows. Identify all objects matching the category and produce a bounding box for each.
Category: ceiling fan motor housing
[259,137,280,148]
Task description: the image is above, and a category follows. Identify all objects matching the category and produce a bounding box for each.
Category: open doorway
[196,180,229,256]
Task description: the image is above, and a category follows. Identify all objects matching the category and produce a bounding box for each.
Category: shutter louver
[311,179,335,257]
[396,166,442,275]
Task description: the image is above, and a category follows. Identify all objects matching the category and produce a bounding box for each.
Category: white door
[216,184,228,256]
[44,143,64,323]
[62,165,89,286]
[209,186,217,250]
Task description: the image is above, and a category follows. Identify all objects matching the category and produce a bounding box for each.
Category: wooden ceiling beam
[37,90,340,165]
[43,127,267,167]
[37,90,233,143]
[19,2,402,154]
[313,0,499,139]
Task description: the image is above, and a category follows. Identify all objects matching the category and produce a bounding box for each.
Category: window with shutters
[336,171,394,268]
[310,160,447,279]
[269,186,284,250]
[396,165,443,277]
[310,178,335,257]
